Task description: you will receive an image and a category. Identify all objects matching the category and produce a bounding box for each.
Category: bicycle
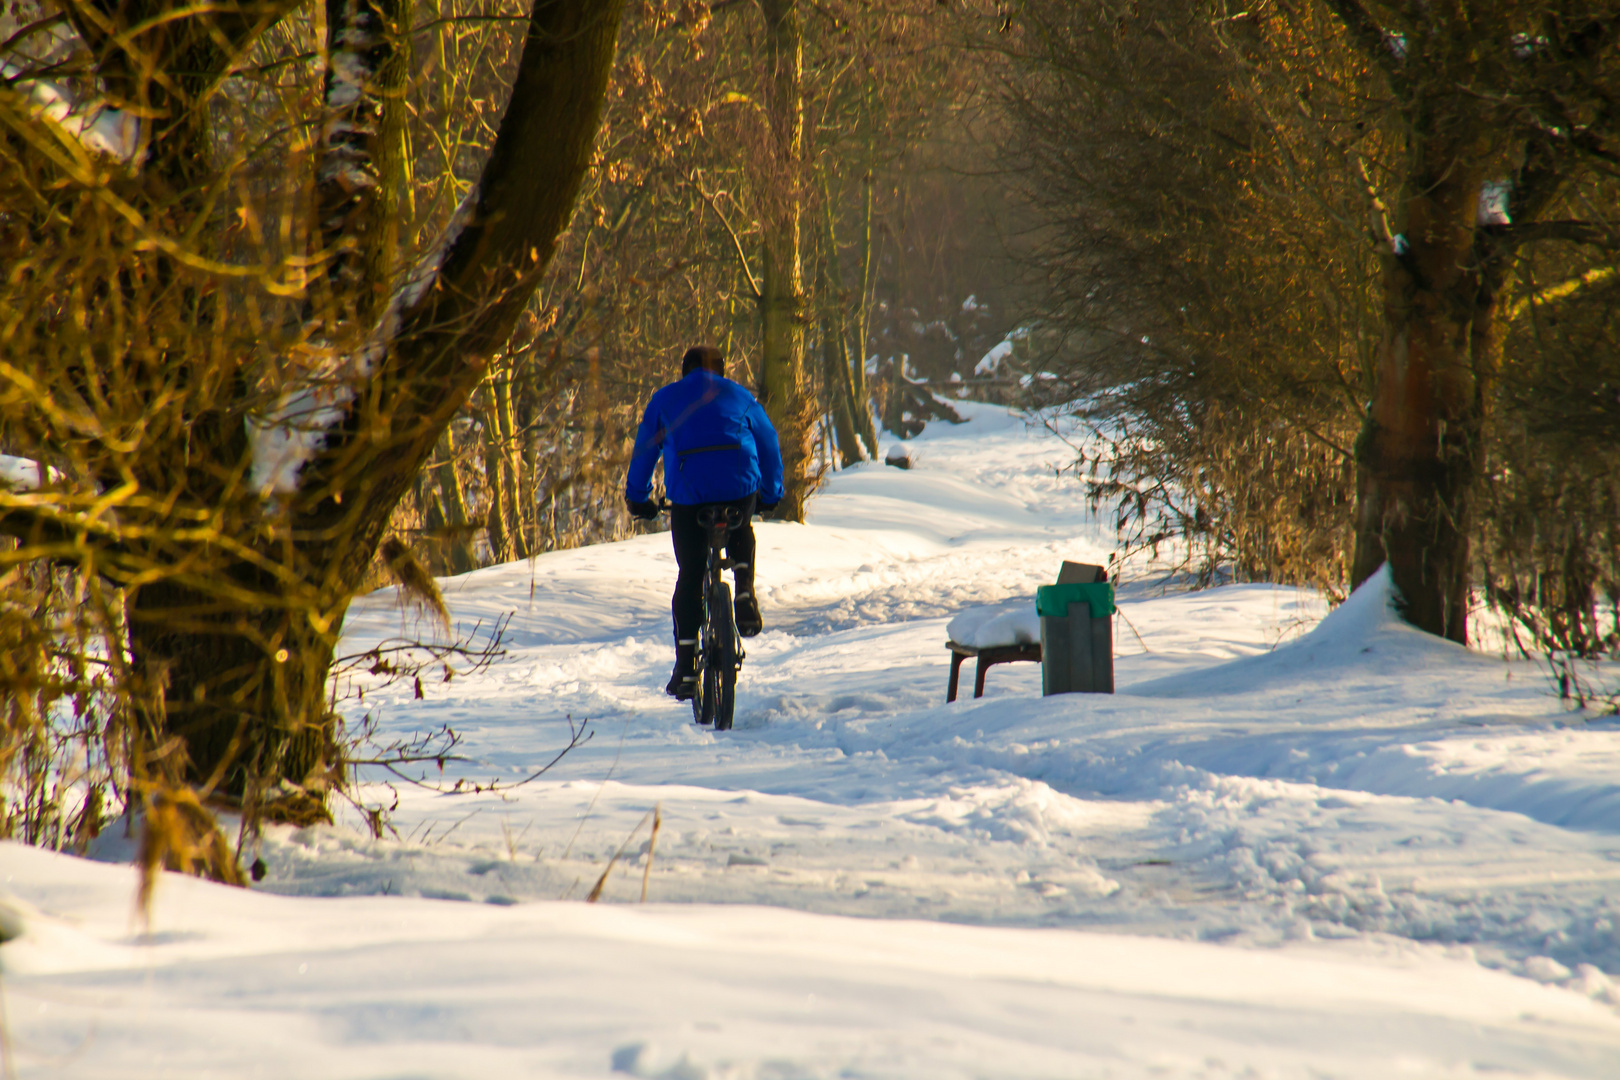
[661,500,748,730]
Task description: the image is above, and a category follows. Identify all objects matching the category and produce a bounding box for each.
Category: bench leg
[947,652,966,703]
[974,655,990,698]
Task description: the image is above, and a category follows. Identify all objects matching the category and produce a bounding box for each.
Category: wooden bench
[946,641,1042,702]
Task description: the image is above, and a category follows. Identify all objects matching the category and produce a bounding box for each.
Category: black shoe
[733,565,763,637]
[734,593,762,637]
[666,642,697,700]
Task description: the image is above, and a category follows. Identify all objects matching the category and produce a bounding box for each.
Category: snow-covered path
[6,403,1620,1077]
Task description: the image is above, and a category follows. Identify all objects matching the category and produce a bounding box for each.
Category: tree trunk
[819,312,863,468]
[434,427,478,575]
[495,372,531,560]
[127,573,345,818]
[419,471,450,575]
[1350,148,1485,643]
[757,0,812,518]
[851,164,880,457]
[313,0,411,330]
[850,86,879,459]
[817,173,865,466]
[879,192,911,436]
[482,387,515,564]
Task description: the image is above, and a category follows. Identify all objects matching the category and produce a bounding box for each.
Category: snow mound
[1131,565,1481,697]
[946,599,1038,648]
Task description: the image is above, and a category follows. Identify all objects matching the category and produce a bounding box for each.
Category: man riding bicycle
[625,345,785,700]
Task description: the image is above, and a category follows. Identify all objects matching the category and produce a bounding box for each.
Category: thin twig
[503,716,594,789]
[691,171,762,300]
[640,804,662,902]
[562,720,626,859]
[1115,605,1150,653]
[586,807,654,903]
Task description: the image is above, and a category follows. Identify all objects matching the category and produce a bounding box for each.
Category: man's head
[681,345,725,377]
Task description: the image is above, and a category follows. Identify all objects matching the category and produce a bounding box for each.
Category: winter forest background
[1,0,1618,881]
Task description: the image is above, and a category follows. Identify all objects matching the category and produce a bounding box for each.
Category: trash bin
[1036,572,1115,695]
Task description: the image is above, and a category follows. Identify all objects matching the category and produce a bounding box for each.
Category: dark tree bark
[757,0,812,518]
[1349,140,1487,641]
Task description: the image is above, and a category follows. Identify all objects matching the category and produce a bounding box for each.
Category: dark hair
[681,345,725,377]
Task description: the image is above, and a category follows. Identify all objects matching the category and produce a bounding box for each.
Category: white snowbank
[1131,564,1481,696]
[6,841,1620,1078]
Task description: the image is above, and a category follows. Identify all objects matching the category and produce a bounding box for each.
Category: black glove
[627,498,659,521]
[759,501,779,514]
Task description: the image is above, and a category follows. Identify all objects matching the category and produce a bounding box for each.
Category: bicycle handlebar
[654,498,762,524]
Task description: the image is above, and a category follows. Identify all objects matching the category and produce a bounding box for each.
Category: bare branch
[692,170,763,301]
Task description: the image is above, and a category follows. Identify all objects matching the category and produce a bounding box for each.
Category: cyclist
[625,345,785,700]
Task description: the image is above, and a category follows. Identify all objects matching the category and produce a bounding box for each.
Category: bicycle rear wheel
[691,562,717,725]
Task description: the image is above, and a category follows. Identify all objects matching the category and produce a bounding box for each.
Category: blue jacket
[625,369,785,507]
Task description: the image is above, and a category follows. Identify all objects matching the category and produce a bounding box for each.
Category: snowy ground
[6,402,1620,1078]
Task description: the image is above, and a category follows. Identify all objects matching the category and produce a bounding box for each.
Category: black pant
[670,494,756,642]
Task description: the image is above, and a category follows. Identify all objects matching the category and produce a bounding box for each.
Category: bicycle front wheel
[700,661,729,729]
[708,584,738,731]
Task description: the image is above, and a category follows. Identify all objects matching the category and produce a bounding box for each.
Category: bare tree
[0,0,626,816]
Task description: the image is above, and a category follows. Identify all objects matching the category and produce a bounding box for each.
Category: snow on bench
[946,601,1039,649]
[944,599,1041,702]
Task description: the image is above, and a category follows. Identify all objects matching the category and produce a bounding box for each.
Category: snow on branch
[247,186,480,497]
[250,0,616,501]
[0,59,141,161]
[248,0,483,501]
[1478,180,1512,226]
[247,343,377,497]
[0,454,62,492]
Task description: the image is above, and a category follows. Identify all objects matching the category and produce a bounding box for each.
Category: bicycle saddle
[696,504,749,529]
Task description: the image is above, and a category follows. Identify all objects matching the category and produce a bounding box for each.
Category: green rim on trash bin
[1036,582,1115,619]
